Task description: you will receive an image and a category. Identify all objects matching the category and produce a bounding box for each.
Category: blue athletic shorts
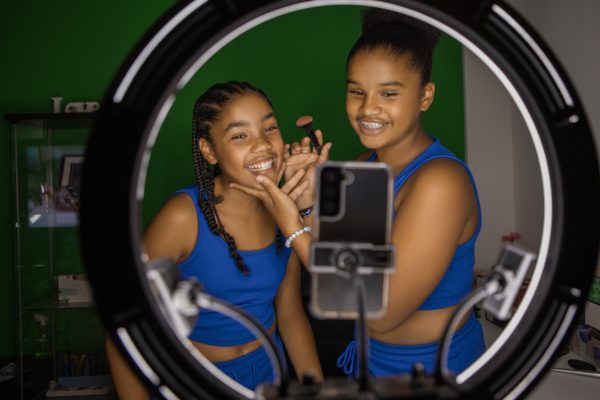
[337,312,485,376]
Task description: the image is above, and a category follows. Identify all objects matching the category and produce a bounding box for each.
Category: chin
[358,134,386,150]
[245,169,277,183]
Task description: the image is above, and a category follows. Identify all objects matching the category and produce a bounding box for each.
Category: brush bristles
[296,115,313,127]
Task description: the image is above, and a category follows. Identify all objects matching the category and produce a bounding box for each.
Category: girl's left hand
[284,129,332,210]
[230,165,307,236]
[283,136,319,183]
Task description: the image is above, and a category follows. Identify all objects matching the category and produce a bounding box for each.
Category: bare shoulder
[411,158,473,194]
[143,192,198,261]
[401,158,476,212]
[156,192,197,227]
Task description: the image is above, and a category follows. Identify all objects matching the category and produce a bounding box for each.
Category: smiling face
[346,49,435,151]
[199,92,284,188]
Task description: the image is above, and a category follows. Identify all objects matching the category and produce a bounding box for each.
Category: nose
[251,131,273,152]
[361,94,381,116]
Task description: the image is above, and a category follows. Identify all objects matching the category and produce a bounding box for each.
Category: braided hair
[191,81,284,275]
[347,8,441,86]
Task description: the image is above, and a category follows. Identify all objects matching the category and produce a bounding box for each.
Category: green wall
[0,2,464,358]
[0,0,179,358]
[142,5,464,224]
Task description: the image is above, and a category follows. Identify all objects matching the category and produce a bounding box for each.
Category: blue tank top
[174,185,291,345]
[368,137,482,310]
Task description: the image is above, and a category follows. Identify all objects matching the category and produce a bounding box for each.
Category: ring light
[80,1,600,399]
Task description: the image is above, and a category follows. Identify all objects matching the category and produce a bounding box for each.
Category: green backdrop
[0,0,178,359]
[0,1,464,358]
[142,6,465,225]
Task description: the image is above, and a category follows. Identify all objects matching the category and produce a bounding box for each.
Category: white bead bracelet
[284,226,312,248]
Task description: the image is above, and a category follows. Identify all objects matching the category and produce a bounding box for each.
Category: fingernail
[256,175,265,183]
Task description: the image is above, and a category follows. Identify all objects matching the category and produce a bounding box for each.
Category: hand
[284,129,332,209]
[230,167,308,237]
[284,136,318,182]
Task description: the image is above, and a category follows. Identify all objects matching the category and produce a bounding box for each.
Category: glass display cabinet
[5,113,112,399]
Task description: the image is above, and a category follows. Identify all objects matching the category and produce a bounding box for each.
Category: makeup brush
[295,115,322,155]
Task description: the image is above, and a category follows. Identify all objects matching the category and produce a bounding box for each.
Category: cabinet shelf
[7,112,110,399]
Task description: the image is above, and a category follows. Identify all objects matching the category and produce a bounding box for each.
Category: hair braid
[191,81,275,275]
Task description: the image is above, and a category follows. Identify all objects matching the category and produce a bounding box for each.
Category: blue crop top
[174,185,291,346]
[368,137,482,310]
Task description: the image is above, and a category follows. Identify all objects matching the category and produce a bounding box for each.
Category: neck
[375,128,432,175]
[213,176,268,217]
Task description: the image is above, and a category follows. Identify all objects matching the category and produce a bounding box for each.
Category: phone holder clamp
[310,241,395,276]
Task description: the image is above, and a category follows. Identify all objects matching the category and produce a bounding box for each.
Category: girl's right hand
[230,167,308,237]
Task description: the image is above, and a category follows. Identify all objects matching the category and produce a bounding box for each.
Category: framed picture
[60,155,84,192]
[26,146,84,228]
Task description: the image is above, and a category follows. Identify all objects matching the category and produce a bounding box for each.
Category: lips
[357,118,390,135]
[245,157,275,174]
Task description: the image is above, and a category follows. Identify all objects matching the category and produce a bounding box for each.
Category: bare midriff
[191,321,277,363]
[369,306,470,345]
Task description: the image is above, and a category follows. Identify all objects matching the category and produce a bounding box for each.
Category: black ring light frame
[80,0,600,399]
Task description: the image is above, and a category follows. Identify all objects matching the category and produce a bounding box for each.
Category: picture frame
[26,146,85,228]
[60,155,84,192]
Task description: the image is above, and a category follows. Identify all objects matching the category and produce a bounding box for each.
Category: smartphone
[309,161,395,319]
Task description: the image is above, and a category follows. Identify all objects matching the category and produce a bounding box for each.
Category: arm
[368,159,478,334]
[106,193,198,400]
[142,193,198,261]
[229,137,331,267]
[105,336,150,400]
[229,170,313,266]
[275,252,323,381]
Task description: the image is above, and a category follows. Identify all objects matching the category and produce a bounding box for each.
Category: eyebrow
[223,112,276,133]
[261,112,275,122]
[346,79,405,87]
[223,120,248,133]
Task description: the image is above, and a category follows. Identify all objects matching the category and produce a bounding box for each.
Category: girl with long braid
[107,81,325,398]
[233,9,486,378]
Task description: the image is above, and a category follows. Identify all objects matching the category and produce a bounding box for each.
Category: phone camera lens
[322,167,340,184]
[320,166,341,216]
[322,185,338,199]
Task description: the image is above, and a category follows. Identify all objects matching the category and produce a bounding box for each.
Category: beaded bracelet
[284,226,312,248]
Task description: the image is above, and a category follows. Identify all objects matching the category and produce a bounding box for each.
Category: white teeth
[246,159,273,172]
[360,121,386,129]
